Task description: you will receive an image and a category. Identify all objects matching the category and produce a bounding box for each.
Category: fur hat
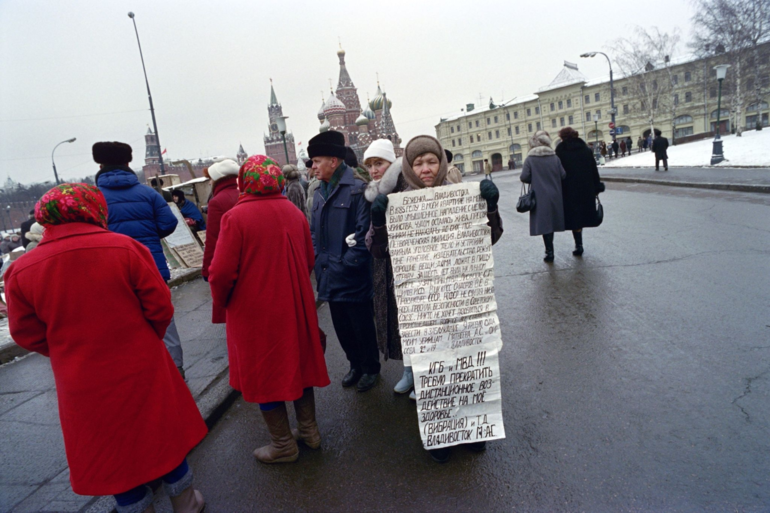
[344,147,359,168]
[92,142,132,165]
[444,149,453,163]
[528,131,552,149]
[363,139,396,164]
[207,159,240,182]
[282,164,299,180]
[171,189,186,201]
[402,135,449,190]
[308,131,346,160]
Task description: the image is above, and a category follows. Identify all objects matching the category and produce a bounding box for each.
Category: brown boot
[253,402,299,463]
[291,388,321,449]
[168,486,204,513]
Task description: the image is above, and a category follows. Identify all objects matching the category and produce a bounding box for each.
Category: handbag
[516,183,536,213]
[595,196,604,226]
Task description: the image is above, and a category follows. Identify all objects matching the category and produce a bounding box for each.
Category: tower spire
[269,78,279,106]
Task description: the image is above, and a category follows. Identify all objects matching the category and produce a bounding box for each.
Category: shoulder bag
[516,183,536,213]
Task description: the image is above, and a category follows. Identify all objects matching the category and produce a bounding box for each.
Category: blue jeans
[114,458,192,513]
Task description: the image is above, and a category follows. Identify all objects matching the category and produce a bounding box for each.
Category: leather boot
[291,388,321,449]
[168,487,205,513]
[394,366,414,394]
[253,403,299,463]
[543,233,554,262]
[572,230,584,256]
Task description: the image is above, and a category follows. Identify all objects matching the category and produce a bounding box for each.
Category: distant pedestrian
[638,136,644,153]
[201,158,240,318]
[642,136,649,152]
[600,141,607,158]
[19,210,35,248]
[283,164,308,216]
[209,155,330,464]
[647,134,653,150]
[24,222,44,251]
[652,129,669,171]
[627,137,633,154]
[555,127,604,256]
[93,142,186,377]
[508,157,515,170]
[620,139,627,156]
[484,158,493,180]
[1,233,22,254]
[171,189,206,231]
[6,183,207,513]
[611,139,619,159]
[445,149,463,183]
[521,131,566,262]
[305,159,320,223]
[309,131,381,392]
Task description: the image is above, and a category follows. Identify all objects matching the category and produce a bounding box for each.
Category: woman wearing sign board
[368,135,503,463]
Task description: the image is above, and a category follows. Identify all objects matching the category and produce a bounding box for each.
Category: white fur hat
[207,159,240,182]
[363,139,396,164]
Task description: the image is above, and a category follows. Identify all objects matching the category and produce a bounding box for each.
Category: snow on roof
[537,61,588,92]
[440,94,540,123]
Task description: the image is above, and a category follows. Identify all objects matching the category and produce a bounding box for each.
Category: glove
[184,218,196,227]
[371,193,389,227]
[345,233,357,247]
[479,180,499,211]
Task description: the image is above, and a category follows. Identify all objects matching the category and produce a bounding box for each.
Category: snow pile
[603,129,770,167]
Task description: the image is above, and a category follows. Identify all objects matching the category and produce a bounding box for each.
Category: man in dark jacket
[19,210,35,249]
[93,142,187,376]
[652,129,669,171]
[171,189,206,231]
[309,131,380,392]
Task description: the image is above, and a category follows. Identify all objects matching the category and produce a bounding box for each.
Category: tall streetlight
[711,64,730,165]
[275,115,290,166]
[581,52,617,143]
[51,138,76,185]
[128,12,165,175]
[6,205,12,231]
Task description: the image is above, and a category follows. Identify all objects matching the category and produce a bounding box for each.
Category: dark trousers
[655,157,668,170]
[329,300,381,374]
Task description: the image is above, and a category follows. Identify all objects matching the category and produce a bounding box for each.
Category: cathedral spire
[269,79,279,106]
[336,44,354,90]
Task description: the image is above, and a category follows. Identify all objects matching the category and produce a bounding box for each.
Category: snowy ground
[603,128,770,168]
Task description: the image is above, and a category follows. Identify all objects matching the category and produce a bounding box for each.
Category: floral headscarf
[239,155,284,195]
[35,183,109,229]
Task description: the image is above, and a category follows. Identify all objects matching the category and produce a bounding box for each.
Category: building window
[550,102,555,112]
[674,115,693,125]
[506,113,510,121]
[458,137,462,145]
[476,134,481,142]
[622,86,628,95]
[494,115,498,123]
[515,125,520,134]
[761,74,770,88]
[673,94,679,106]
[653,80,658,91]
[475,120,479,127]
[709,87,716,98]
[536,121,541,130]
[585,95,590,104]
[586,112,591,121]
[495,130,500,138]
[488,132,492,140]
[567,99,572,108]
[558,100,563,110]
[526,108,531,116]
[469,122,472,129]
[535,106,540,114]
[653,99,658,109]
[672,74,678,84]
[685,92,692,102]
[457,125,460,132]
[507,127,511,136]
[674,126,694,137]
[472,150,483,158]
[560,117,565,127]
[528,123,533,132]
[514,111,519,119]
[623,104,629,114]
[685,71,692,82]
[551,119,557,128]
[596,110,601,119]
[452,139,456,147]
[450,126,454,133]
[595,93,600,102]
[568,115,574,124]
[487,118,491,125]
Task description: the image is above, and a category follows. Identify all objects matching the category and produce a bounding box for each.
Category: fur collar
[365,157,403,202]
[528,146,555,157]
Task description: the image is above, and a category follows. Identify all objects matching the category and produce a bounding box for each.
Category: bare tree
[691,0,770,135]
[613,27,681,139]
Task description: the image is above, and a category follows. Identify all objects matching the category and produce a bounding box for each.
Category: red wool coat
[209,194,330,404]
[5,223,207,495]
[201,175,239,323]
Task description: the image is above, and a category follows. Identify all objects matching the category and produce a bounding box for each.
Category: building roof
[369,84,392,111]
[269,80,279,106]
[537,61,588,93]
[323,92,346,116]
[355,113,369,126]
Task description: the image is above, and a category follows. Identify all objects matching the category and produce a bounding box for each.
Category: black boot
[572,230,584,256]
[543,233,554,262]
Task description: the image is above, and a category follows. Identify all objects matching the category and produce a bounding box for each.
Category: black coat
[19,217,35,248]
[555,138,602,230]
[652,136,669,158]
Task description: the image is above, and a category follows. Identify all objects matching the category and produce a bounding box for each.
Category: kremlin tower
[263,80,298,167]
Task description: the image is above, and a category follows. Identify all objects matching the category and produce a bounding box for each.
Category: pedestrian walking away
[5,183,207,513]
[368,135,503,463]
[19,210,35,248]
[93,142,187,377]
[201,158,240,321]
[209,155,330,464]
[521,130,566,262]
[627,136,633,154]
[308,130,381,392]
[611,139,619,159]
[637,135,644,153]
[555,127,604,256]
[619,139,627,157]
[24,222,44,251]
[484,158,493,180]
[652,129,669,171]
[445,149,463,183]
[283,164,308,216]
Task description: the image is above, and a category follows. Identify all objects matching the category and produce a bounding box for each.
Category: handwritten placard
[164,203,197,248]
[174,242,203,268]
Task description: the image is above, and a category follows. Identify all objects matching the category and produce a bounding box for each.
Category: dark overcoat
[521,150,566,236]
[652,136,669,159]
[556,138,602,230]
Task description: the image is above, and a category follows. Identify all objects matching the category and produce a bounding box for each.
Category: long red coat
[5,223,207,495]
[209,194,330,404]
[201,175,239,323]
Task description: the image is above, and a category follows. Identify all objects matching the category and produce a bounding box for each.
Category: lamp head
[276,116,288,133]
[714,64,730,81]
[128,12,135,18]
[581,52,597,58]
[66,137,76,143]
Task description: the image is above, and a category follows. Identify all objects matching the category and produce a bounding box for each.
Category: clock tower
[263,80,297,167]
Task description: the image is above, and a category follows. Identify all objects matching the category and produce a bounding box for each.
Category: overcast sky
[0,0,696,184]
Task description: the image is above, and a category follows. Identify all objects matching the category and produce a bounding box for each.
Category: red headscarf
[238,155,285,195]
[35,183,109,229]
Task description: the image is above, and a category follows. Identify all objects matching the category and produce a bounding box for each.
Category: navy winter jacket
[310,164,373,302]
[96,167,178,280]
[179,200,206,230]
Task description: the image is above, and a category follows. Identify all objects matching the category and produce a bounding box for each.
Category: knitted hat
[92,142,132,165]
[307,131,346,159]
[363,139,396,164]
[239,155,284,195]
[401,135,449,190]
[282,164,299,181]
[207,158,240,182]
[35,183,109,229]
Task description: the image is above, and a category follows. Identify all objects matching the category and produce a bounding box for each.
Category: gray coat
[521,149,567,236]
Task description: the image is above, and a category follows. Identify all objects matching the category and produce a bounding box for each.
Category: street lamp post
[581,52,617,143]
[51,138,76,185]
[6,205,12,231]
[711,64,730,165]
[128,12,165,175]
[275,116,290,166]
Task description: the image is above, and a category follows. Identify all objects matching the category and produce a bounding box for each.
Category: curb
[0,342,28,365]
[168,268,202,288]
[602,176,770,194]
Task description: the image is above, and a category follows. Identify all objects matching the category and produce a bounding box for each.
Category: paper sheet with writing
[386,182,505,449]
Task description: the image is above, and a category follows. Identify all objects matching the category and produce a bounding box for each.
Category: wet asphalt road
[162,176,770,512]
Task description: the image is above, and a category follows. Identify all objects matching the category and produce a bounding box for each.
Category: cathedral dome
[317,100,326,121]
[319,118,331,132]
[369,85,392,111]
[323,93,346,116]
[362,104,376,120]
[355,114,369,126]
